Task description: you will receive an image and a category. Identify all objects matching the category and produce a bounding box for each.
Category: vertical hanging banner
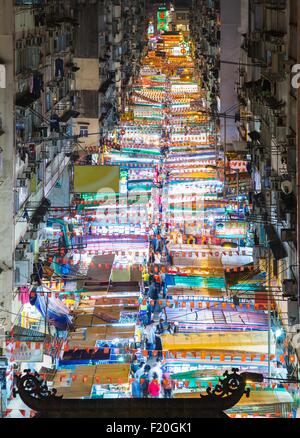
[157,7,168,32]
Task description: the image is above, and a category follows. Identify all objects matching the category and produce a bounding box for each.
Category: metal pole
[268,247,271,384]
[224,113,226,194]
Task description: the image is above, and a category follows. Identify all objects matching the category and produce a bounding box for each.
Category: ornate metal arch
[14,368,263,418]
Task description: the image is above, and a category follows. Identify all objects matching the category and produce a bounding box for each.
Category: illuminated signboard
[157,7,168,32]
[74,165,120,193]
[148,23,154,35]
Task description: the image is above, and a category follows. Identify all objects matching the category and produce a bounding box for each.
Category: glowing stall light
[121,148,161,156]
[107,154,160,163]
[171,84,199,93]
[171,103,190,109]
[170,276,226,289]
[215,222,248,239]
[148,22,154,35]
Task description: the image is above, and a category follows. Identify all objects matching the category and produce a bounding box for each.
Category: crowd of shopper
[131,223,178,398]
[130,359,175,398]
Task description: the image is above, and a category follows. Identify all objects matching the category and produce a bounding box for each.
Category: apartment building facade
[0,0,148,336]
[191,0,300,346]
[0,0,78,334]
[237,0,299,334]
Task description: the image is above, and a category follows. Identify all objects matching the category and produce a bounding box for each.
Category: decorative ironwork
[14,368,263,418]
[14,369,62,402]
[201,368,251,400]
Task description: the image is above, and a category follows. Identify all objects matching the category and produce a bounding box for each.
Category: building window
[79,125,89,137]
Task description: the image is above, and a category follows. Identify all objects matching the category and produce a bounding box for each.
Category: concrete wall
[74,118,100,148]
[74,58,100,91]
[220,0,241,146]
[74,2,99,58]
[15,8,35,34]
[0,0,15,328]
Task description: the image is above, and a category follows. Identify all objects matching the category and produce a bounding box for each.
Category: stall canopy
[52,364,130,398]
[34,293,73,331]
[68,325,135,348]
[83,254,115,291]
[161,332,274,353]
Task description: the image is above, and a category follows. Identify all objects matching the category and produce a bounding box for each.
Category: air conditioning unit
[24,230,32,241]
[282,279,297,298]
[15,248,25,261]
[286,135,296,148]
[24,167,33,178]
[30,230,38,240]
[276,126,287,142]
[41,151,50,159]
[287,298,299,326]
[270,178,281,191]
[16,178,27,188]
[0,324,5,342]
[276,44,285,53]
[16,40,24,50]
[251,31,261,41]
[15,259,31,286]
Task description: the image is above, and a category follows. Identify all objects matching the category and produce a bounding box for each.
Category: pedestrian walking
[134,361,145,380]
[131,378,141,398]
[140,365,151,398]
[162,372,173,398]
[144,321,156,358]
[148,373,161,398]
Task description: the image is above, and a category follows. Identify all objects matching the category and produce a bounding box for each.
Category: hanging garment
[32,73,43,99]
[34,13,45,27]
[50,114,60,132]
[29,75,34,94]
[19,286,30,304]
[55,58,64,77]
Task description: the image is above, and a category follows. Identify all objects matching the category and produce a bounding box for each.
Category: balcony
[265,0,286,10]
[45,15,78,27]
[263,30,286,46]
[99,79,114,96]
[261,94,285,112]
[60,110,80,124]
[16,91,40,109]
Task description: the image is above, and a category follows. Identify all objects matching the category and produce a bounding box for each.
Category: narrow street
[2,1,298,420]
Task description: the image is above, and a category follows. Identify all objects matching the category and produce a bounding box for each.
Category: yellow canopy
[161,332,274,354]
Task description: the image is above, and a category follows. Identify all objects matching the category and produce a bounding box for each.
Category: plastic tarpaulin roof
[35,293,73,331]
[161,332,274,354]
